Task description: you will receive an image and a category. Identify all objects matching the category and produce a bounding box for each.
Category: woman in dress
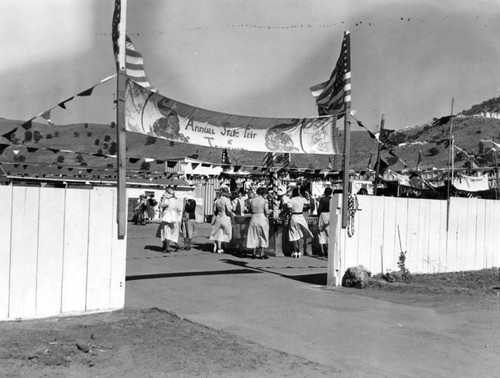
[246,187,271,259]
[317,187,333,257]
[157,188,182,252]
[209,187,235,253]
[181,195,197,251]
[287,187,313,258]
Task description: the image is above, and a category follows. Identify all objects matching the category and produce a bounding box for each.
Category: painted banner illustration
[125,80,339,155]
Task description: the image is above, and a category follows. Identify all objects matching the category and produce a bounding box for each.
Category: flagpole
[446,98,454,232]
[373,113,385,196]
[116,0,128,239]
[494,138,499,199]
[341,31,352,229]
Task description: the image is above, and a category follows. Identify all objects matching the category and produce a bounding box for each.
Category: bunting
[221,149,232,164]
[262,152,275,168]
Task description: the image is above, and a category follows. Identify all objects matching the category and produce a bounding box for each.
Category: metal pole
[446,98,454,232]
[341,31,351,229]
[373,114,385,196]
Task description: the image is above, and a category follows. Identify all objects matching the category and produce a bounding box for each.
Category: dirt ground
[1,267,499,377]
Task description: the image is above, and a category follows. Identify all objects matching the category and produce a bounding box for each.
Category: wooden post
[494,138,499,200]
[373,114,385,195]
[446,98,454,232]
[116,0,127,239]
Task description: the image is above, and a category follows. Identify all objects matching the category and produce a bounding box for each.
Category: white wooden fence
[328,195,500,285]
[0,185,126,320]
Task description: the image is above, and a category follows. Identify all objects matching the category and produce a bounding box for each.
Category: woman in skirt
[246,187,271,259]
[287,187,313,258]
[317,187,333,257]
[209,187,235,253]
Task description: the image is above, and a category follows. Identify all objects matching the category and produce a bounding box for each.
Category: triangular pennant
[21,120,33,130]
[48,148,60,153]
[58,96,74,109]
[27,147,38,153]
[156,160,165,164]
[77,87,94,97]
[23,165,28,170]
[40,110,54,125]
[2,128,17,142]
[129,158,140,164]
[167,160,177,168]
[190,163,200,169]
[0,144,10,155]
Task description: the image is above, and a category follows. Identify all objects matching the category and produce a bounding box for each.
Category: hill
[2,95,500,176]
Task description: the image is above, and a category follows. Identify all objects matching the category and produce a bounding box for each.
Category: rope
[347,193,359,238]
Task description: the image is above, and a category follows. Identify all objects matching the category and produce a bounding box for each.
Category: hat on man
[217,187,230,196]
[165,188,175,196]
[277,186,286,196]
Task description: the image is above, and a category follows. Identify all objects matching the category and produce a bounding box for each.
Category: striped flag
[112,0,157,92]
[262,152,276,168]
[310,31,351,116]
[282,153,290,168]
[124,36,157,92]
[221,149,232,164]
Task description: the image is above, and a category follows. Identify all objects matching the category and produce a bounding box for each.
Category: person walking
[156,188,182,253]
[146,194,157,222]
[134,195,148,225]
[181,195,197,251]
[301,189,316,256]
[287,187,313,258]
[246,187,271,259]
[317,187,333,257]
[209,187,235,254]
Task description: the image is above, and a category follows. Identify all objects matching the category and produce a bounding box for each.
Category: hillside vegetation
[1,96,500,174]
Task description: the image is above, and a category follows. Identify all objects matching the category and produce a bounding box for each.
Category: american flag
[282,153,290,168]
[112,0,157,92]
[262,152,276,168]
[310,31,351,116]
[221,149,232,165]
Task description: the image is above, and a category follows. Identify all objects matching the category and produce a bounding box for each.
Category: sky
[1,0,500,132]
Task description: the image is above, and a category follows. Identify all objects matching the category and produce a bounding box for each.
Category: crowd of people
[135,181,337,258]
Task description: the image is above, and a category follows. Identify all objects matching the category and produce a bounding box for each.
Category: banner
[125,80,338,155]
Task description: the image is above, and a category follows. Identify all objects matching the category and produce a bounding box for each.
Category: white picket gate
[0,185,126,320]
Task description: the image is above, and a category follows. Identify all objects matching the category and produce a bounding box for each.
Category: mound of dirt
[0,308,338,377]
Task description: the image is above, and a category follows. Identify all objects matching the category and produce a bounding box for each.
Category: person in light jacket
[156,188,182,253]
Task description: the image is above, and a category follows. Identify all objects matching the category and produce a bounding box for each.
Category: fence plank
[9,187,40,319]
[36,188,65,317]
[86,188,114,311]
[61,189,91,313]
[475,200,486,270]
[370,196,386,274]
[108,188,127,310]
[446,198,460,272]
[405,199,421,273]
[382,197,398,273]
[0,186,13,319]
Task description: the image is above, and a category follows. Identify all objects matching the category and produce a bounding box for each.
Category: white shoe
[217,249,224,254]
[297,252,302,258]
[213,244,217,253]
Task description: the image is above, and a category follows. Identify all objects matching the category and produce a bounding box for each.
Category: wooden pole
[373,114,385,195]
[494,139,499,200]
[446,98,454,232]
[116,0,127,239]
